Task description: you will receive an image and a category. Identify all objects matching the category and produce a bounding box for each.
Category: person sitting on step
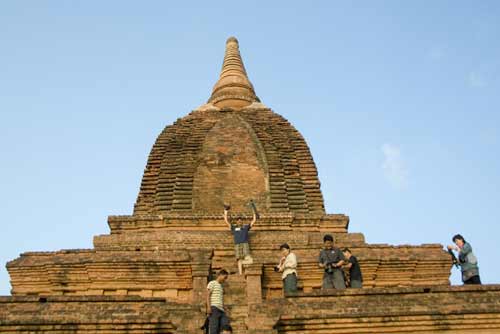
[224,204,257,275]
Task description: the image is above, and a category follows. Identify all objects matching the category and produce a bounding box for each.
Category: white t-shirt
[281,252,298,280]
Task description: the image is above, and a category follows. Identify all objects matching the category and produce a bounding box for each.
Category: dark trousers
[209,306,229,334]
[283,273,298,294]
[322,270,346,290]
[464,275,482,285]
[350,279,362,288]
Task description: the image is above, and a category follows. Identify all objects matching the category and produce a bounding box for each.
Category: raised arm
[250,211,257,228]
[223,208,231,228]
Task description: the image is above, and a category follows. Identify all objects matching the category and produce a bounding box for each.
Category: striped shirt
[207,280,224,310]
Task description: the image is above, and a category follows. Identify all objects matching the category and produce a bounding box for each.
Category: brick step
[230,322,248,334]
[226,304,249,333]
[226,305,248,319]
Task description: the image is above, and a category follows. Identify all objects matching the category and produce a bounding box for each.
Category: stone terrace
[2,37,498,334]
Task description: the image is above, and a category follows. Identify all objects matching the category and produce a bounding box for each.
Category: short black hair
[342,248,351,253]
[452,234,466,243]
[218,269,229,277]
[323,234,334,242]
[222,325,233,332]
[280,243,290,250]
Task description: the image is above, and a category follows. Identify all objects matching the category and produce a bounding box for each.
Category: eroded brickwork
[2,37,499,334]
[250,286,500,333]
[134,106,325,216]
[0,296,203,334]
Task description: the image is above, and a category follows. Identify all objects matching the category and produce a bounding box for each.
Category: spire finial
[208,37,258,109]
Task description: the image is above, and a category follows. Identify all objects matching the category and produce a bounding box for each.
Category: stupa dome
[134,37,324,216]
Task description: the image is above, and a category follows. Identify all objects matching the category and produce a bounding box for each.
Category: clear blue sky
[1,1,499,293]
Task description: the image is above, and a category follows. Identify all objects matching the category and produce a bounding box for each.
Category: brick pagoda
[2,37,500,333]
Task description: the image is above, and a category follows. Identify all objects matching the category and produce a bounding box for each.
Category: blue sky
[1,1,499,293]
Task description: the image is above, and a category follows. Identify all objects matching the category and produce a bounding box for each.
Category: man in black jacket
[318,234,346,289]
[342,248,363,288]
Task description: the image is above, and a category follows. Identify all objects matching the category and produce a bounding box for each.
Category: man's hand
[447,245,457,251]
[206,307,212,315]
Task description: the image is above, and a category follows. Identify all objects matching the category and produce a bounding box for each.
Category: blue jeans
[209,306,229,334]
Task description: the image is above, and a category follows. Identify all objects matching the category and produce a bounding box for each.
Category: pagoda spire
[208,37,258,109]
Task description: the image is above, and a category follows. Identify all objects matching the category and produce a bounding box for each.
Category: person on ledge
[207,269,230,334]
[318,234,346,290]
[447,234,481,285]
[224,204,257,275]
[276,243,298,294]
[342,248,363,288]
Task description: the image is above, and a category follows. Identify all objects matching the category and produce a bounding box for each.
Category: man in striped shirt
[207,269,230,334]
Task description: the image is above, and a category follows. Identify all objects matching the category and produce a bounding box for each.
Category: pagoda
[2,37,500,334]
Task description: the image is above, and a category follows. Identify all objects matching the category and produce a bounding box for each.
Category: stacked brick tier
[6,249,211,301]
[8,219,451,302]
[249,285,500,334]
[2,286,500,334]
[94,225,452,297]
[134,106,325,216]
[107,213,349,233]
[0,295,203,334]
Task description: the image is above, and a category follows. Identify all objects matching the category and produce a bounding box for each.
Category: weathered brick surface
[192,113,268,213]
[7,249,210,302]
[133,106,325,216]
[0,296,203,333]
[2,37,499,334]
[249,285,500,333]
[107,213,349,233]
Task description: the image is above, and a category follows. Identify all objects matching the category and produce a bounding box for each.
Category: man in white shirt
[277,243,298,294]
[207,269,230,334]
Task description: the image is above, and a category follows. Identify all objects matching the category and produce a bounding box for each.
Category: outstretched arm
[250,211,257,228]
[224,209,231,228]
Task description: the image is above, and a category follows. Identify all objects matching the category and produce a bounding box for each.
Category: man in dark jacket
[318,234,346,289]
